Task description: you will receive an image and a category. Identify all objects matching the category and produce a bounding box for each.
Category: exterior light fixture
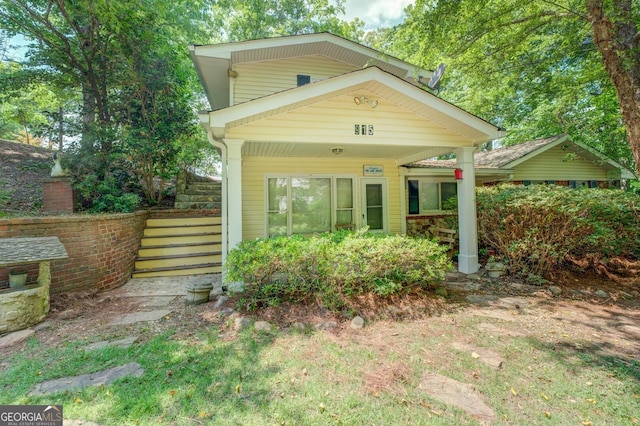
[454,168,463,180]
[331,147,344,155]
[354,95,378,108]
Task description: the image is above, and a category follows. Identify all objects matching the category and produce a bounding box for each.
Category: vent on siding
[297,74,311,86]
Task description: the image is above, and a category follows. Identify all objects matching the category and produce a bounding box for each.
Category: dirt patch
[0,139,54,214]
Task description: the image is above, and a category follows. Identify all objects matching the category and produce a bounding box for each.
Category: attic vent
[297,75,311,86]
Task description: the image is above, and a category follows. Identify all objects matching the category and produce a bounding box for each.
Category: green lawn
[1,305,639,425]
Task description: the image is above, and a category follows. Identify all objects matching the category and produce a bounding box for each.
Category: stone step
[176,194,221,203]
[183,187,221,195]
[174,201,221,210]
[187,182,221,190]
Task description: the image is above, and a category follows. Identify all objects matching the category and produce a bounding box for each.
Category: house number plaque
[355,124,374,135]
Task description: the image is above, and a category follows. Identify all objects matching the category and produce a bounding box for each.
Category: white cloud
[341,0,415,29]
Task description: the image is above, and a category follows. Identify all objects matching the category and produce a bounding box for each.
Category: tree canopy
[385,0,639,174]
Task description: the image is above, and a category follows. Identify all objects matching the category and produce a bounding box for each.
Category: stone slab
[108,309,172,326]
[139,296,176,307]
[115,274,222,297]
[452,342,505,369]
[84,336,138,351]
[0,328,35,348]
[31,362,144,396]
[466,295,500,305]
[419,372,495,423]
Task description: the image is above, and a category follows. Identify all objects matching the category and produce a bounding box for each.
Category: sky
[341,0,415,29]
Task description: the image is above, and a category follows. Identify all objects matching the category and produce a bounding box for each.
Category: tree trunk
[587,0,640,176]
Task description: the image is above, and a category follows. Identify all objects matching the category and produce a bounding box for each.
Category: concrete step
[174,201,221,210]
[143,225,221,237]
[187,182,221,190]
[146,217,221,227]
[135,254,222,271]
[183,187,221,195]
[132,264,222,278]
[137,244,221,258]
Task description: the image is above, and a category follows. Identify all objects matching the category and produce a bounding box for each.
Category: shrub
[225,229,452,313]
[476,184,640,279]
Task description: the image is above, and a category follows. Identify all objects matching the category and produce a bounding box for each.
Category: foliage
[225,229,451,313]
[476,184,640,279]
[74,173,139,213]
[382,0,638,173]
[0,178,10,208]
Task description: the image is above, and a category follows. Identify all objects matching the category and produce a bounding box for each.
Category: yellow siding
[234,56,357,104]
[242,157,402,240]
[227,92,468,146]
[513,145,610,181]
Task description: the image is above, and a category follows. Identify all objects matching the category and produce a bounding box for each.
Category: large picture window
[267,175,355,237]
[408,179,457,214]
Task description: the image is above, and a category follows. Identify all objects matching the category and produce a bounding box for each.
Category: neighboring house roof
[189,32,434,111]
[411,135,636,179]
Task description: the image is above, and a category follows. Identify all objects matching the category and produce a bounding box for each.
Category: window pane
[408,180,419,214]
[291,177,331,234]
[366,184,382,206]
[367,206,383,230]
[268,178,287,211]
[440,182,457,209]
[336,210,352,225]
[268,212,287,237]
[420,183,439,211]
[336,178,353,209]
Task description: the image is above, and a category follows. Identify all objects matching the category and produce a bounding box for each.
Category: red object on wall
[454,168,463,180]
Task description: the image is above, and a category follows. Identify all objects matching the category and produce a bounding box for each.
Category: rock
[466,295,499,305]
[219,307,235,317]
[595,290,609,299]
[434,287,448,298]
[84,336,138,352]
[443,281,482,292]
[350,316,364,329]
[315,321,337,331]
[452,342,505,370]
[0,328,35,348]
[291,322,306,331]
[418,372,495,423]
[254,321,272,332]
[213,295,228,309]
[34,321,53,332]
[31,362,144,396]
[108,309,172,326]
[548,286,562,297]
[234,317,252,331]
[467,274,481,281]
[619,291,634,300]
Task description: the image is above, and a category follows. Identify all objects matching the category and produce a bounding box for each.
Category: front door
[360,178,388,232]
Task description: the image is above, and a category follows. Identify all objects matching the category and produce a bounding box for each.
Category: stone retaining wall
[406,214,459,239]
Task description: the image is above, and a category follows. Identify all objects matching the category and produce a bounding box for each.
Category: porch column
[224,138,245,250]
[456,147,479,274]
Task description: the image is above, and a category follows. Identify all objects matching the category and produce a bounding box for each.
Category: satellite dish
[428,63,446,90]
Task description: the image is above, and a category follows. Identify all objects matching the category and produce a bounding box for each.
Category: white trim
[456,147,479,274]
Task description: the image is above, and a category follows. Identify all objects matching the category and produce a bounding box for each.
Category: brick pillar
[43,178,75,213]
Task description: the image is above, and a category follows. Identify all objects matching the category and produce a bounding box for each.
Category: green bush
[476,184,640,279]
[225,229,452,313]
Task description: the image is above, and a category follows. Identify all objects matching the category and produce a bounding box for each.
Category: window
[297,75,311,86]
[267,175,355,236]
[407,179,457,214]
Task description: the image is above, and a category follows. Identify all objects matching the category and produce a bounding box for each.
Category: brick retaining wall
[0,212,147,294]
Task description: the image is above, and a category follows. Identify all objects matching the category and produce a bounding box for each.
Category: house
[403,134,637,238]
[189,33,505,274]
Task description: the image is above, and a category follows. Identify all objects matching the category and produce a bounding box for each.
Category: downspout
[207,132,228,273]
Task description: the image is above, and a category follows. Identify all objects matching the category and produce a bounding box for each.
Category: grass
[1,312,639,425]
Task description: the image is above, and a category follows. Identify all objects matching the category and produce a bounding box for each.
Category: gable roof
[412,135,636,179]
[189,33,433,111]
[200,66,506,163]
